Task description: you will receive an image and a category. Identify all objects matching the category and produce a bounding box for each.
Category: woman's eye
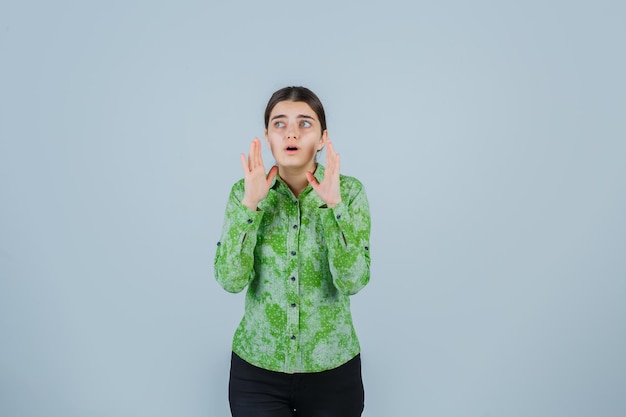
[274,121,285,128]
[300,120,311,128]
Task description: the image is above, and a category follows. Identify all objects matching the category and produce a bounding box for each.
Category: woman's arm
[215,139,276,293]
[319,177,371,295]
[214,180,264,293]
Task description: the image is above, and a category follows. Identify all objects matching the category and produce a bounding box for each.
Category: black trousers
[229,352,365,417]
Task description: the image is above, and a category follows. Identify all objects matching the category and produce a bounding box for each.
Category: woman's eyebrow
[270,114,315,121]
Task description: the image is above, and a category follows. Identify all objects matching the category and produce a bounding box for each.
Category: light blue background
[1,1,625,416]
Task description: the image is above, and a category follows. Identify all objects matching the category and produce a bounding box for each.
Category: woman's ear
[264,129,270,148]
[319,130,328,151]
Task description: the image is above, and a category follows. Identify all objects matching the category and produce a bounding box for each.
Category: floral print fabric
[215,165,371,373]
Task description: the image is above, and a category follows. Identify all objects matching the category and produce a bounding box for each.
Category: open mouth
[285,146,299,152]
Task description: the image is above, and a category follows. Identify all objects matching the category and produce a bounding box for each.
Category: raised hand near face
[240,138,278,211]
[306,139,342,208]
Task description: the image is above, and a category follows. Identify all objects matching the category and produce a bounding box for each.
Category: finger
[306,171,320,190]
[326,139,335,156]
[249,139,256,170]
[266,165,278,184]
[326,140,338,174]
[324,140,332,165]
[240,153,249,175]
[248,140,256,170]
[324,141,332,171]
[254,137,264,169]
[255,138,265,171]
[328,154,340,179]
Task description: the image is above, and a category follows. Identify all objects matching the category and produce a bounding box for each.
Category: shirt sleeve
[318,177,371,295]
[214,180,264,293]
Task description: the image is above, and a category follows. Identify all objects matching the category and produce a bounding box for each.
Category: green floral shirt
[214,165,371,373]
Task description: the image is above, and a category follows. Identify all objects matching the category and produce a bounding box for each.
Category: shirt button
[290,303,296,308]
[291,335,296,340]
[365,246,369,251]
[294,201,298,205]
[247,218,253,224]
[292,224,298,229]
[291,251,296,256]
[217,241,221,246]
[336,214,342,220]
[290,277,296,282]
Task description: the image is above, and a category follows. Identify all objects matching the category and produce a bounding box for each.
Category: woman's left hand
[306,139,342,208]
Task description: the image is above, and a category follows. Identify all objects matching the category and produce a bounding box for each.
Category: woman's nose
[286,126,298,139]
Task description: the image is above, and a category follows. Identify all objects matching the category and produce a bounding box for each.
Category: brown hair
[264,86,327,133]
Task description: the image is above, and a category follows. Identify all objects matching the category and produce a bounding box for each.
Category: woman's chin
[276,158,315,171]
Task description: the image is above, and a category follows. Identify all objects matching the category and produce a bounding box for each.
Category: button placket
[285,196,301,369]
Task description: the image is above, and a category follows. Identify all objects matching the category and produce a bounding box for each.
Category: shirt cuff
[318,201,350,237]
[233,200,265,231]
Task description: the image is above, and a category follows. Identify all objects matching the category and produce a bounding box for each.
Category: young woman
[215,86,371,417]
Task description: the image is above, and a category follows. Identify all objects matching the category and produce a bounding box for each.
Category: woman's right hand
[240,138,278,211]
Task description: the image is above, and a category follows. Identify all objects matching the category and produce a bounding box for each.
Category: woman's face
[265,100,327,170]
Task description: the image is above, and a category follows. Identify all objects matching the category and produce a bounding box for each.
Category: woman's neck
[279,162,317,197]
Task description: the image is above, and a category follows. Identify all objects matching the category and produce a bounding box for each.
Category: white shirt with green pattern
[215,164,371,373]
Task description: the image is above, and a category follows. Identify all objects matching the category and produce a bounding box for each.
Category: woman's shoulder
[339,173,366,194]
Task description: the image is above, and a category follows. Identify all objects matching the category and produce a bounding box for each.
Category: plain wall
[1,1,625,416]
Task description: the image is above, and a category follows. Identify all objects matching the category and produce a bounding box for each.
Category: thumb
[306,171,319,190]
[266,165,278,184]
